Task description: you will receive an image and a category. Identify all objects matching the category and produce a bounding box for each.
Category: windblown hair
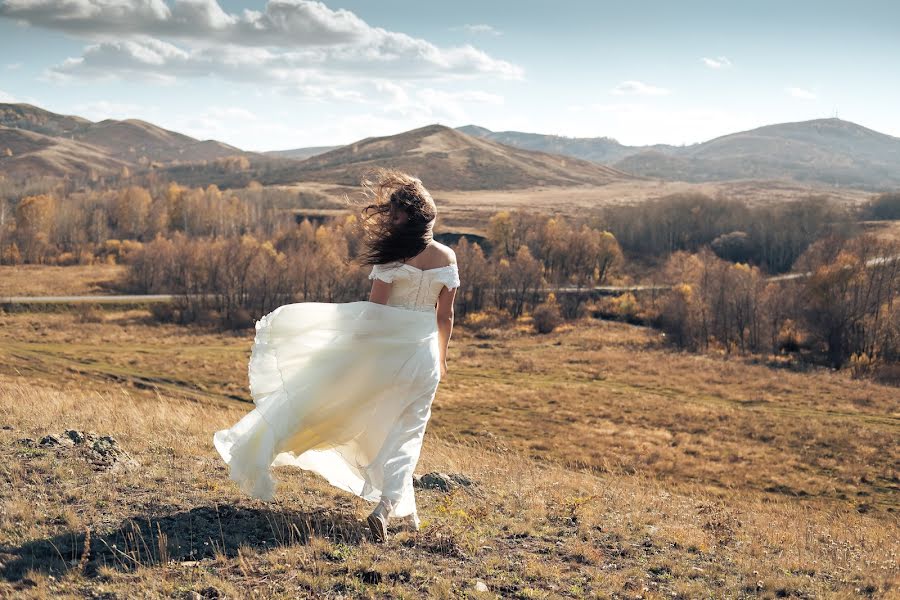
[356,168,437,266]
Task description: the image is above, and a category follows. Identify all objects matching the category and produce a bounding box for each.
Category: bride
[213,169,459,542]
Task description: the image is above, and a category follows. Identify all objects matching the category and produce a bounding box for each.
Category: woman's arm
[369,279,392,304]
[436,284,457,379]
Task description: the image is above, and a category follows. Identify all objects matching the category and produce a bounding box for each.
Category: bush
[55,251,78,266]
[532,300,563,334]
[865,192,900,220]
[463,309,508,332]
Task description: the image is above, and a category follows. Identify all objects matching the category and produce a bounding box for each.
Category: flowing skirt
[213,300,441,518]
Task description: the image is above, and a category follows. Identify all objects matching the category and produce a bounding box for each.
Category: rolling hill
[0,125,130,179]
[614,118,900,188]
[0,103,255,180]
[264,145,341,160]
[5,101,899,191]
[456,125,647,164]
[284,124,636,190]
[460,119,900,190]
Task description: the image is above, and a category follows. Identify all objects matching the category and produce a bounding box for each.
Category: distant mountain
[286,124,636,190]
[614,118,900,189]
[456,125,644,163]
[0,103,256,179]
[265,146,340,160]
[5,101,898,191]
[459,119,900,190]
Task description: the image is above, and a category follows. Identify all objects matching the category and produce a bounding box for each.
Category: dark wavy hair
[355,168,437,266]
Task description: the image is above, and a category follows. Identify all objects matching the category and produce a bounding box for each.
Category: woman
[213,169,459,542]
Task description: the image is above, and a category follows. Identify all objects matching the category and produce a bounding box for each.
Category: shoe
[367,497,392,543]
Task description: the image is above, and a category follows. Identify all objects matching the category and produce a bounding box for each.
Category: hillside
[0,126,130,178]
[615,118,900,189]
[283,124,636,190]
[0,307,896,597]
[0,103,255,179]
[74,118,246,164]
[460,119,900,190]
[264,145,340,160]
[457,124,645,163]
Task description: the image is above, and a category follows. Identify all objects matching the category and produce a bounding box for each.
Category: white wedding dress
[213,260,460,519]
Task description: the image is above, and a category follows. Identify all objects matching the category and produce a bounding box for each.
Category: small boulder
[414,472,475,492]
[92,436,120,458]
[64,429,86,444]
[39,434,63,447]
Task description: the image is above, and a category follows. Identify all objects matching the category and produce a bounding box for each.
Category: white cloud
[0,0,366,46]
[460,24,502,36]
[0,89,19,102]
[376,83,504,122]
[611,80,671,96]
[787,86,817,100]
[1,0,523,87]
[701,56,732,69]
[6,62,23,70]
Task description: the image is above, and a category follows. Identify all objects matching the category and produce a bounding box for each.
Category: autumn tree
[113,186,152,240]
[14,194,57,263]
[795,234,900,367]
[451,236,491,316]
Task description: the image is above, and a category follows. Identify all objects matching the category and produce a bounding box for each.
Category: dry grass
[0,306,897,598]
[280,179,872,234]
[0,264,126,297]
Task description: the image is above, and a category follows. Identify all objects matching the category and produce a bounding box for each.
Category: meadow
[0,301,896,599]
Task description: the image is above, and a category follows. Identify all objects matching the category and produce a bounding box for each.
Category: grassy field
[0,264,126,297]
[0,304,897,599]
[274,179,874,233]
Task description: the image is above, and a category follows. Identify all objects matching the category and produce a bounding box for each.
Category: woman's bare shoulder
[431,241,457,265]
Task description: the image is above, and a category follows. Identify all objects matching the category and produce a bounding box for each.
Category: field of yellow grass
[0,264,126,297]
[0,306,897,598]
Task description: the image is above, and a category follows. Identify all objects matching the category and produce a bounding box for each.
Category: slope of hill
[461,119,900,189]
[457,124,643,163]
[0,103,254,178]
[286,124,635,190]
[616,118,900,189]
[0,309,895,598]
[0,126,130,178]
[264,145,340,160]
[74,118,246,163]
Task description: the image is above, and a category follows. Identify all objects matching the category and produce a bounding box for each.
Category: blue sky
[1,0,898,151]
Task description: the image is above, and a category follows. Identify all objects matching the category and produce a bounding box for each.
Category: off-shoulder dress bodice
[368,261,460,313]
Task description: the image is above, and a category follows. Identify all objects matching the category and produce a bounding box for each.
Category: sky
[1,0,899,152]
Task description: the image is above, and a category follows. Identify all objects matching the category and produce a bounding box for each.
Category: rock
[27,430,137,472]
[450,473,474,487]
[92,436,120,457]
[64,429,86,444]
[414,472,475,492]
[40,434,63,447]
[475,580,489,592]
[1,424,13,430]
[415,472,453,491]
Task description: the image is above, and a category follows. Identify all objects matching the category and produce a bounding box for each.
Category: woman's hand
[439,359,448,380]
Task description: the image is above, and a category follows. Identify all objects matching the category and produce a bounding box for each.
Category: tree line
[1,180,897,380]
